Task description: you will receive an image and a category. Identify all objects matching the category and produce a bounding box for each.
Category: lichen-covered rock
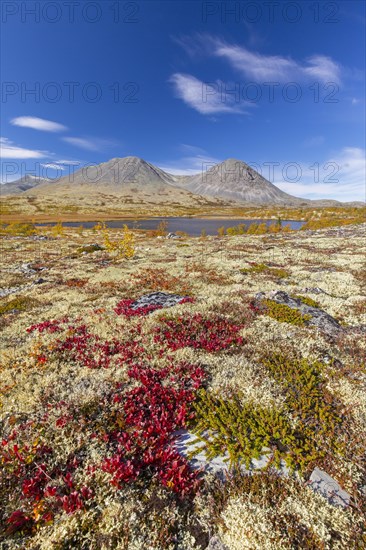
[131,291,189,310]
[255,290,343,336]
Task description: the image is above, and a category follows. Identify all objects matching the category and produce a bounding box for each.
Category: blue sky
[1,0,365,201]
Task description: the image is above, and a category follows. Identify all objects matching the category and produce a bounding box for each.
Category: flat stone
[131,292,189,310]
[308,467,350,508]
[174,429,290,479]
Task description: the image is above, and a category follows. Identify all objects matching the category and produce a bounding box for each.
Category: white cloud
[157,153,221,176]
[62,137,98,150]
[56,159,81,165]
[62,136,117,151]
[302,55,341,84]
[179,144,207,155]
[0,137,48,159]
[215,44,340,84]
[273,147,365,202]
[170,73,253,115]
[40,163,66,170]
[177,35,341,84]
[10,116,67,132]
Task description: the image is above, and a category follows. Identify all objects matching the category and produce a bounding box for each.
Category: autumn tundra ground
[0,221,365,549]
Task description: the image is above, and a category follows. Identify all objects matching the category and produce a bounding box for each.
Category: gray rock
[206,536,229,550]
[131,292,189,310]
[257,291,343,336]
[174,429,290,479]
[308,467,351,508]
[0,287,21,299]
[299,287,327,295]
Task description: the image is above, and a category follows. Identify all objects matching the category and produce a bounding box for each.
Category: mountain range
[1,156,363,207]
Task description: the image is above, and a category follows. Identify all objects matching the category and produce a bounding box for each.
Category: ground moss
[292,295,320,308]
[77,243,103,254]
[263,300,311,326]
[0,296,39,316]
[240,263,289,279]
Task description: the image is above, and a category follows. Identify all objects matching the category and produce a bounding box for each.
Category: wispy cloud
[40,163,66,171]
[62,136,117,151]
[170,73,253,115]
[179,144,207,155]
[62,137,99,151]
[56,159,81,166]
[177,34,341,84]
[0,137,48,159]
[157,152,221,176]
[301,55,341,84]
[273,147,365,201]
[10,116,67,132]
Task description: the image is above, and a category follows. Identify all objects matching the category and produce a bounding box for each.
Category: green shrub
[292,295,320,308]
[1,223,37,236]
[190,390,294,469]
[240,263,289,279]
[0,296,39,316]
[190,354,345,473]
[263,300,311,326]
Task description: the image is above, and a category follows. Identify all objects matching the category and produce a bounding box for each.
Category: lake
[38,217,305,236]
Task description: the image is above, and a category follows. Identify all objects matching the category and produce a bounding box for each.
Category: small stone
[206,536,229,550]
[308,467,350,508]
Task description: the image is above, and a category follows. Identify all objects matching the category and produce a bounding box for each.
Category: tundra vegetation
[0,215,365,549]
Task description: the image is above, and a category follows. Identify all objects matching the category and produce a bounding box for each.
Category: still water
[39,217,304,236]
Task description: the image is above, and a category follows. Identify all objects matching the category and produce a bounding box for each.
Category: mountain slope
[27,157,177,195]
[22,156,235,209]
[1,175,50,196]
[176,158,307,206]
[3,156,363,207]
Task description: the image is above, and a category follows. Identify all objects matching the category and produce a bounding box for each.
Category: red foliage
[26,319,144,369]
[102,361,206,495]
[114,296,195,318]
[4,303,226,534]
[154,313,244,351]
[27,319,65,334]
[5,510,33,535]
[114,299,163,317]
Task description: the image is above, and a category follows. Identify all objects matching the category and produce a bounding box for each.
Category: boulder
[255,290,343,337]
[131,292,189,310]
